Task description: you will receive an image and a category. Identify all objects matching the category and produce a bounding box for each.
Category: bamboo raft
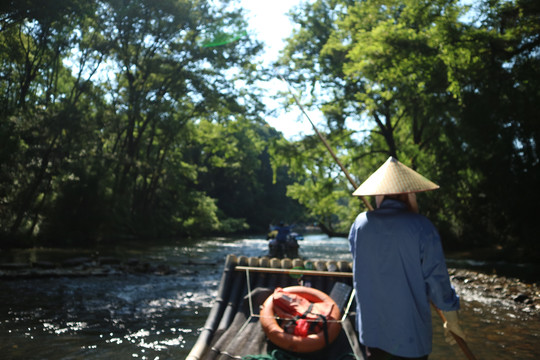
[186,254,363,360]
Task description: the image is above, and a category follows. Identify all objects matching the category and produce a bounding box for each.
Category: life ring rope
[235,267,357,353]
[241,267,355,322]
[256,314,342,323]
[259,286,342,353]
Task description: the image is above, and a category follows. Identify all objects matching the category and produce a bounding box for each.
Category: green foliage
[0,0,304,247]
[2,0,538,261]
[269,130,363,234]
[276,0,540,258]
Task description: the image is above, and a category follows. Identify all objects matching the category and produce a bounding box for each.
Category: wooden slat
[235,265,353,278]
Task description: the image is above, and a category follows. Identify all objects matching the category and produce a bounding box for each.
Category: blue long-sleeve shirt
[348,199,459,357]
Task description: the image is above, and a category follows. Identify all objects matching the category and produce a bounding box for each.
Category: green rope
[242,349,298,360]
[242,349,358,360]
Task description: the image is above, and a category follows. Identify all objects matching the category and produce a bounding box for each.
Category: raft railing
[185,254,361,360]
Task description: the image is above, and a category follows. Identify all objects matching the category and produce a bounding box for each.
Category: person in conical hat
[348,156,465,360]
[353,156,439,212]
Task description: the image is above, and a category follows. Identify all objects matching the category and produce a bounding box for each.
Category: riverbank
[0,255,179,279]
[449,268,539,314]
[1,252,538,316]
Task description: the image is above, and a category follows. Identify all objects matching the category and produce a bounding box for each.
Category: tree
[0,0,103,245]
[276,0,540,258]
[433,0,540,252]
[1,0,302,246]
[195,119,305,233]
[275,0,461,234]
[87,0,268,238]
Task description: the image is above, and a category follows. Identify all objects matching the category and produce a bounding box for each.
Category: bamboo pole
[278,75,373,211]
[433,306,478,360]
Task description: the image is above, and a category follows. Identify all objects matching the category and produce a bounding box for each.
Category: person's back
[350,198,457,357]
[348,157,464,360]
[275,223,292,244]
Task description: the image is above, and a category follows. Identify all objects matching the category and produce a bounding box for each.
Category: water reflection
[1,235,539,359]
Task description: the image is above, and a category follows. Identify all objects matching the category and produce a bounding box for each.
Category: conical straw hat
[352,156,439,196]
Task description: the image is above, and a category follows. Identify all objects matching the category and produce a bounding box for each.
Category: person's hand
[443,310,466,345]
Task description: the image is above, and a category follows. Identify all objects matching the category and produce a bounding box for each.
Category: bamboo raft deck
[186,254,363,360]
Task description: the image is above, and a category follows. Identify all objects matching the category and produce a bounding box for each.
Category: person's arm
[421,223,459,311]
[420,221,466,344]
[348,221,357,254]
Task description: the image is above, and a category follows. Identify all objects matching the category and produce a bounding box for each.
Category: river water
[1,234,539,359]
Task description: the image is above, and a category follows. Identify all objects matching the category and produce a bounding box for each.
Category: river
[1,234,539,359]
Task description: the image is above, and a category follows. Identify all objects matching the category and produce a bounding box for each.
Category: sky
[239,0,323,140]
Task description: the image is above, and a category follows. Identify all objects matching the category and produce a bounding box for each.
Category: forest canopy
[272,0,540,259]
[1,0,539,260]
[0,0,304,247]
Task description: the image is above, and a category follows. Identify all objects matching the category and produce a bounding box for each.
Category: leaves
[0,0,296,244]
[276,0,540,256]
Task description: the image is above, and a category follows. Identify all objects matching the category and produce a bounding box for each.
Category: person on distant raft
[274,221,294,245]
[348,157,466,360]
[267,221,295,257]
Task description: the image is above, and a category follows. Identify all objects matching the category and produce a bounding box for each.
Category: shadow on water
[1,235,539,359]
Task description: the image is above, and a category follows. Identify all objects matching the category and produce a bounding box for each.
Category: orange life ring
[260,286,341,353]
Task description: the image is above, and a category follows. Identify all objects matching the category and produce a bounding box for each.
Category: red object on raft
[260,286,342,353]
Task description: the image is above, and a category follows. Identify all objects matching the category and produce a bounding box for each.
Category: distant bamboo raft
[186,254,361,360]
